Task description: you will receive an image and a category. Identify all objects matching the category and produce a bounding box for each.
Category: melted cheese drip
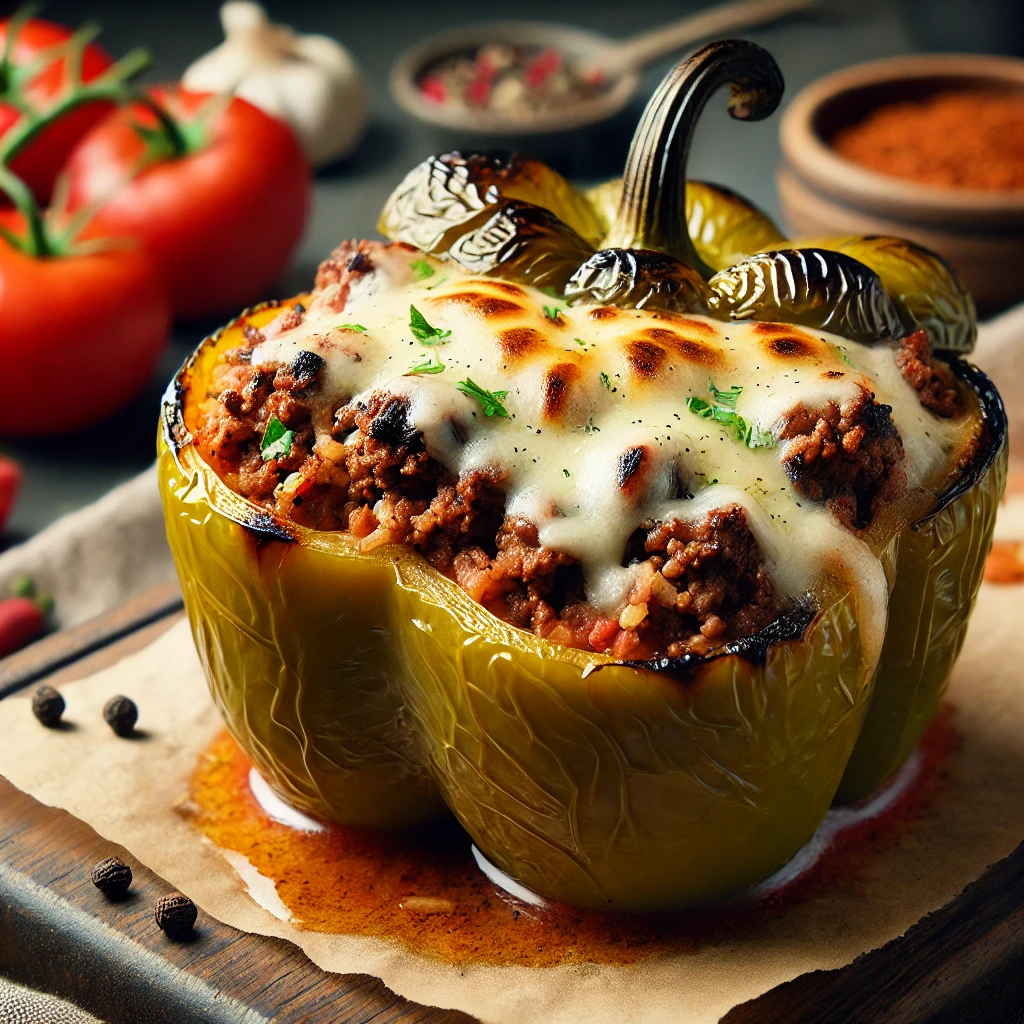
[253,249,966,668]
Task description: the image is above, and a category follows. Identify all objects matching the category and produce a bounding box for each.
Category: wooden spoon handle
[607,0,817,76]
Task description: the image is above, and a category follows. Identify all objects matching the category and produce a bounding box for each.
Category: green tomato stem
[0,163,48,256]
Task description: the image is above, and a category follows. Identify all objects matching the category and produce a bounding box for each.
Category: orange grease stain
[185,707,959,967]
[985,540,1024,584]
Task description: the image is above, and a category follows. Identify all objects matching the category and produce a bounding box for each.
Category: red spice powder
[184,708,959,967]
[832,90,1024,190]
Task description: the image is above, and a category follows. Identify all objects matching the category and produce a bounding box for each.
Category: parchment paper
[1,574,1022,1024]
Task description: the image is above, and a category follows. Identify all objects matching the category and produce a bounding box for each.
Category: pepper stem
[604,39,784,277]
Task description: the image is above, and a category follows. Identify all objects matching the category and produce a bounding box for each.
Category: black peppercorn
[90,857,132,899]
[155,892,197,938]
[31,684,65,727]
[103,695,138,737]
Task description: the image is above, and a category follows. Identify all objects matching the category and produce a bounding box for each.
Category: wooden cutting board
[0,586,1022,1024]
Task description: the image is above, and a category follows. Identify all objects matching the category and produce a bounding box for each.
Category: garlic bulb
[183,2,368,166]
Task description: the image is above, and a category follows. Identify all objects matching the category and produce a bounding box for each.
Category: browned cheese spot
[542,363,580,421]
[437,292,525,320]
[498,327,549,364]
[589,307,620,321]
[664,335,722,368]
[652,313,719,338]
[616,445,651,501]
[488,281,528,298]
[754,323,822,362]
[625,340,667,381]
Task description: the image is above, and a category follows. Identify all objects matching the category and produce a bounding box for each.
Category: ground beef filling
[779,388,907,531]
[195,372,789,658]
[192,283,959,657]
[895,328,960,418]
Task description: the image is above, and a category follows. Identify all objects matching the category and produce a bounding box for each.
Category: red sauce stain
[185,706,960,967]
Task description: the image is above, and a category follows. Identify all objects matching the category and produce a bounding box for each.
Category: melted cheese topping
[253,248,967,666]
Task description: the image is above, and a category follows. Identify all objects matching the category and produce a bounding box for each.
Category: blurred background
[2,0,1023,546]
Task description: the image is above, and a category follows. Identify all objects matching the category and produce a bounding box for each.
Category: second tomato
[64,86,311,320]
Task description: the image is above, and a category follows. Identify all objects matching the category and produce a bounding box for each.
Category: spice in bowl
[417,44,608,118]
[832,90,1024,190]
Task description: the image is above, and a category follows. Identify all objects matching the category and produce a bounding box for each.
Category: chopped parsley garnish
[337,323,367,332]
[686,380,775,449]
[744,423,775,448]
[583,416,600,434]
[573,337,586,346]
[708,382,742,409]
[260,416,295,461]
[829,341,853,367]
[410,258,435,280]
[562,468,570,478]
[599,371,612,390]
[409,352,445,375]
[457,378,509,418]
[409,304,451,345]
[543,304,562,323]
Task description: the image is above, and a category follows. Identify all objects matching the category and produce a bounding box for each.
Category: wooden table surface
[1,591,1022,1023]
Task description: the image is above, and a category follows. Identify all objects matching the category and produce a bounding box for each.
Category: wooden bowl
[778,54,1024,310]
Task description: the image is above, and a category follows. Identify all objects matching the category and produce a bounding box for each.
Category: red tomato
[0,17,115,203]
[0,214,170,437]
[0,455,21,532]
[65,86,311,319]
[0,596,45,657]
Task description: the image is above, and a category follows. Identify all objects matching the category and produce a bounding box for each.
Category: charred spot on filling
[779,388,906,530]
[896,329,960,418]
[273,350,324,393]
[365,395,420,449]
[498,326,547,362]
[347,251,374,274]
[542,364,579,420]
[589,307,619,321]
[616,446,649,499]
[823,370,845,380]
[314,239,379,291]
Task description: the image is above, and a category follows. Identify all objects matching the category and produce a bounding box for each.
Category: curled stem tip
[605,39,784,275]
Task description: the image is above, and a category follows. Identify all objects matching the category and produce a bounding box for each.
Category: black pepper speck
[91,857,132,899]
[103,695,138,737]
[155,893,198,938]
[32,685,65,727]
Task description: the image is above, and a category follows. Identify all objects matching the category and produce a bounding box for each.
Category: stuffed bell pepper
[159,40,1006,911]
